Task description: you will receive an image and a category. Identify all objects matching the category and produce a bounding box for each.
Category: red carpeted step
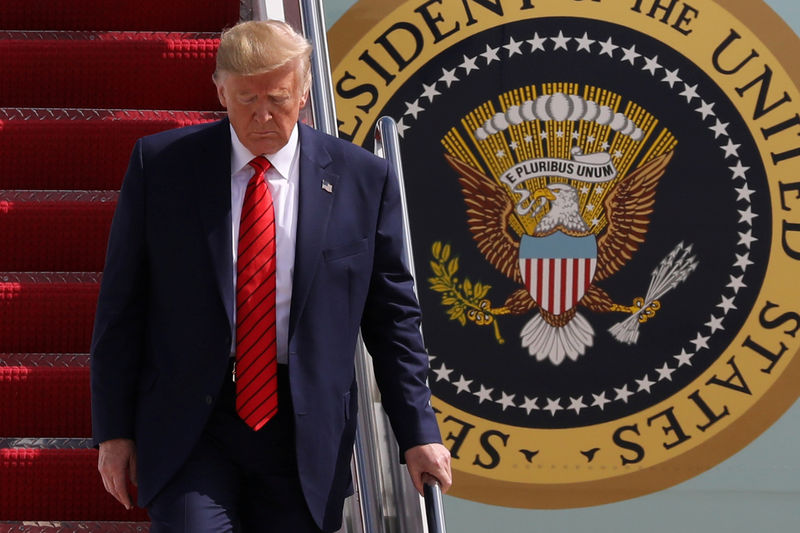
[0,109,225,190]
[0,192,117,272]
[0,32,222,110]
[0,275,99,354]
[0,361,90,438]
[0,521,151,532]
[0,0,238,32]
[0,0,232,526]
[0,448,149,522]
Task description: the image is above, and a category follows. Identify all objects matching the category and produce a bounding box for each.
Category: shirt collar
[229,123,299,180]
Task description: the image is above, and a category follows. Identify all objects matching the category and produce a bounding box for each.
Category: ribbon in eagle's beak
[532,187,556,201]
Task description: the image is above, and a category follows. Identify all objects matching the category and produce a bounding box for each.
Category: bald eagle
[533,183,590,235]
[445,151,674,365]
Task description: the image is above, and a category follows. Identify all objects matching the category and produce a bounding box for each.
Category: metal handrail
[424,478,447,533]
[373,117,419,289]
[298,0,339,136]
[375,116,448,533]
[250,0,283,24]
[352,341,389,533]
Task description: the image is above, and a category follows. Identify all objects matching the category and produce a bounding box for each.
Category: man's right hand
[98,438,137,510]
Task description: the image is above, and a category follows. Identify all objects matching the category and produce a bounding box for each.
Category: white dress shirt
[229,124,300,364]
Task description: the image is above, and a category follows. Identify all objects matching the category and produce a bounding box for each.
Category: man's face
[216,60,308,155]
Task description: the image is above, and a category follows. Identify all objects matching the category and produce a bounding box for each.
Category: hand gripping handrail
[375,116,448,533]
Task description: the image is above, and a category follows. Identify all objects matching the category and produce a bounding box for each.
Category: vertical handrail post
[298,0,338,136]
[373,117,419,285]
[423,479,447,533]
[251,0,284,24]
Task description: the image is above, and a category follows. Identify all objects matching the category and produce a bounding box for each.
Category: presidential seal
[330,0,800,508]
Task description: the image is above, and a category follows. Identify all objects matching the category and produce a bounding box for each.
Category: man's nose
[254,103,272,122]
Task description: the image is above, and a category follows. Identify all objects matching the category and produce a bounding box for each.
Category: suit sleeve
[90,139,148,446]
[359,159,442,456]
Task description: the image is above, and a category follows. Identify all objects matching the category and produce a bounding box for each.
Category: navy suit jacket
[90,119,441,531]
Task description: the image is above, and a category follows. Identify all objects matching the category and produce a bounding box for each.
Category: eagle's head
[533,183,589,235]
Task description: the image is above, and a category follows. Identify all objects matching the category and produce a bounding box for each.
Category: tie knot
[248,156,271,177]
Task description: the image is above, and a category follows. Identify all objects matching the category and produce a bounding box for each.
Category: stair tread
[0,522,150,532]
[0,33,221,109]
[0,107,226,121]
[0,439,92,449]
[0,449,150,522]
[0,365,91,438]
[0,279,99,354]
[0,273,101,282]
[0,30,221,40]
[0,354,90,367]
[0,110,224,190]
[0,191,118,201]
[0,198,115,272]
[0,0,238,32]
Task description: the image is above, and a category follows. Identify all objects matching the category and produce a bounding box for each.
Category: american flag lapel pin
[321,179,333,193]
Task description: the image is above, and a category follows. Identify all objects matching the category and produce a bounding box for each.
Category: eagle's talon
[609,298,661,322]
[467,308,494,326]
[465,304,506,344]
[637,299,661,323]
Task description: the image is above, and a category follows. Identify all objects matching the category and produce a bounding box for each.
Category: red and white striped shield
[518,233,597,316]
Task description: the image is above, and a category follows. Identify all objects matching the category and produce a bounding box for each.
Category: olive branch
[428,241,505,344]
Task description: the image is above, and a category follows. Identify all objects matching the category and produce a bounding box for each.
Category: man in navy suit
[91,20,451,532]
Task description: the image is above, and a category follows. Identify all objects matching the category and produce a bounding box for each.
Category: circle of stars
[411,29,760,417]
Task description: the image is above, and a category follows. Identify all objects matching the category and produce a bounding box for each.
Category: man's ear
[299,88,309,109]
[216,81,228,109]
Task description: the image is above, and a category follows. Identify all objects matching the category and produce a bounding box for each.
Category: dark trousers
[148,363,322,533]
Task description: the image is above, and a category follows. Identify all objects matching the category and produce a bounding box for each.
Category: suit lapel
[195,119,235,333]
[289,124,339,339]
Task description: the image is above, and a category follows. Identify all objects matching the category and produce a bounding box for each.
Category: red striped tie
[236,155,278,431]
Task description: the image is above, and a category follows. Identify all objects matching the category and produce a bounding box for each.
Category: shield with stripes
[518,232,597,316]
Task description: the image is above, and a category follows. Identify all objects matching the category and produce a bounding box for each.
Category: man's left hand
[404,443,452,494]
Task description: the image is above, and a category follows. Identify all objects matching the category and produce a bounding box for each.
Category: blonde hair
[213,20,312,94]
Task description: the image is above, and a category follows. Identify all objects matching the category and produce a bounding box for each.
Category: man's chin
[245,136,282,155]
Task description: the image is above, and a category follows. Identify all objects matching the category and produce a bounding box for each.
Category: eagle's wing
[595,150,674,281]
[444,154,522,284]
